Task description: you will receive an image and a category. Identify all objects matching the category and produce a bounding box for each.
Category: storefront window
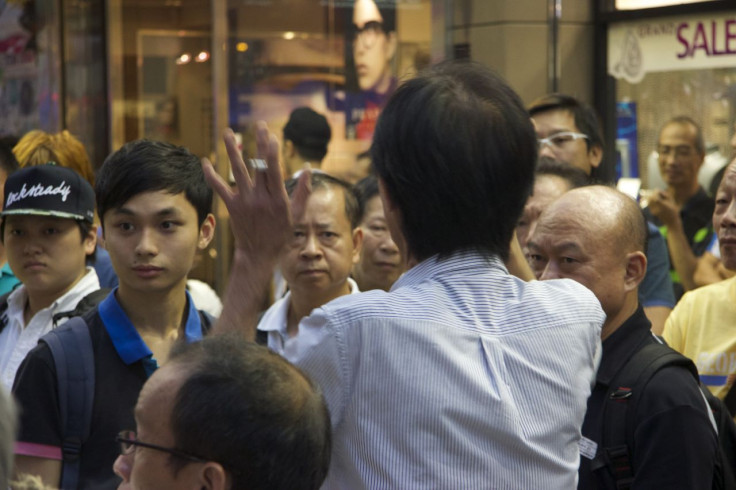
[608,11,736,191]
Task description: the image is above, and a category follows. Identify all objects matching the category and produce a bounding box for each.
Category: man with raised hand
[204,62,604,488]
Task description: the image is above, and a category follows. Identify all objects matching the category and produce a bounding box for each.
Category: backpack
[39,300,214,489]
[592,341,736,490]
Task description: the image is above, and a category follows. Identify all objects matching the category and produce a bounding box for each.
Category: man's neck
[668,181,700,207]
[600,295,639,341]
[115,280,189,336]
[286,282,351,336]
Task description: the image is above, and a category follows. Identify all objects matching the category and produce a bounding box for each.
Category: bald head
[528,186,648,338]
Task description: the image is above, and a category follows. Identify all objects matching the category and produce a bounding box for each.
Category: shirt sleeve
[662,297,688,352]
[12,343,63,459]
[639,224,676,309]
[630,367,717,489]
[283,307,348,429]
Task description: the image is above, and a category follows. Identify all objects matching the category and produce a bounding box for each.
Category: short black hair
[285,172,360,229]
[168,335,332,490]
[371,61,537,262]
[528,93,605,154]
[536,156,591,189]
[354,175,379,223]
[283,108,332,163]
[95,140,213,226]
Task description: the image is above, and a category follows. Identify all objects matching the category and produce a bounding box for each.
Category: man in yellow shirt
[664,157,736,400]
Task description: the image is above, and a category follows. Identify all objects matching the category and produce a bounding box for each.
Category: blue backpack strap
[42,316,95,490]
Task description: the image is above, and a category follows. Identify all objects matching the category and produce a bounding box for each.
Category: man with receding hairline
[528,186,717,488]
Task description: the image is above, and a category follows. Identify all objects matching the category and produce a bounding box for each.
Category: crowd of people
[0,57,733,489]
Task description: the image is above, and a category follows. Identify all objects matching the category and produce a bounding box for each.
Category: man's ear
[84,224,98,256]
[352,227,363,265]
[199,462,229,490]
[624,251,647,291]
[198,214,216,250]
[588,144,603,170]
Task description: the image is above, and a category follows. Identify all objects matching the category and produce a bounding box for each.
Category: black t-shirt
[13,310,144,488]
[12,292,210,489]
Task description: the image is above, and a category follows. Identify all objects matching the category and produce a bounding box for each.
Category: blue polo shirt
[99,289,204,377]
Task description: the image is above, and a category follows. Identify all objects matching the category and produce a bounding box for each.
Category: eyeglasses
[537,131,589,150]
[116,430,207,463]
[351,21,384,49]
[657,144,695,159]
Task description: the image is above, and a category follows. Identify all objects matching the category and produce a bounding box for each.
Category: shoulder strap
[42,316,95,490]
[0,290,12,336]
[723,380,736,417]
[198,310,215,334]
[52,288,111,327]
[593,342,698,489]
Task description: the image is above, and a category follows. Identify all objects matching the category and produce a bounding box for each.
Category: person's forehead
[659,122,697,145]
[299,186,349,224]
[531,108,580,135]
[4,214,77,227]
[361,195,384,221]
[135,364,185,429]
[353,0,383,26]
[718,163,736,192]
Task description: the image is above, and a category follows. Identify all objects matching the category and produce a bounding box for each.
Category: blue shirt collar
[100,289,203,366]
[0,262,14,277]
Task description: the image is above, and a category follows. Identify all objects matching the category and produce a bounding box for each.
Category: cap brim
[1,208,89,222]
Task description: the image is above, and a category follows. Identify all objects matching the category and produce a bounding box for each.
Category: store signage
[608,13,736,83]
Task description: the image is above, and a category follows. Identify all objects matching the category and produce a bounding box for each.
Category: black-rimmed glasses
[116,430,207,463]
[351,21,384,49]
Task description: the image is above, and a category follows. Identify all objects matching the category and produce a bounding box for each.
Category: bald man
[528,186,717,489]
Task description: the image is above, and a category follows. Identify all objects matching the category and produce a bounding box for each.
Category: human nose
[300,233,323,259]
[379,234,399,255]
[721,200,736,229]
[538,262,559,281]
[113,453,132,485]
[135,228,158,256]
[538,141,556,159]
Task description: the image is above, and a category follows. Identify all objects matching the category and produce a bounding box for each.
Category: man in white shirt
[205,62,605,488]
[258,172,362,353]
[0,164,99,389]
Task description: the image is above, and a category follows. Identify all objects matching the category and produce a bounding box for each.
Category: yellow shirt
[663,276,736,399]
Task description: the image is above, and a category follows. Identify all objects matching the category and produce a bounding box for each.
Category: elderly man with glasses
[113,335,331,490]
[644,116,715,299]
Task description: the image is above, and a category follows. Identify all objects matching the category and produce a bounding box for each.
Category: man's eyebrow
[113,206,181,217]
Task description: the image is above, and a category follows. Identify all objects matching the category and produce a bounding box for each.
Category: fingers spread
[225,128,252,191]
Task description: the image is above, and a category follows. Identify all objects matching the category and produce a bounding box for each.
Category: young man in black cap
[282,107,332,177]
[0,164,99,391]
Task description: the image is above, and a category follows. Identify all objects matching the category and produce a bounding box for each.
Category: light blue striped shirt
[285,250,604,489]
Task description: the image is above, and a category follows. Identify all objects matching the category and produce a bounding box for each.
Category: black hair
[168,335,332,490]
[95,140,212,226]
[661,115,705,156]
[354,175,379,223]
[535,156,591,189]
[528,93,605,154]
[371,61,537,262]
[285,172,360,229]
[0,138,19,176]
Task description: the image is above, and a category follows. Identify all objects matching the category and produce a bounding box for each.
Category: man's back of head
[371,60,537,263]
[115,334,332,490]
[282,108,331,176]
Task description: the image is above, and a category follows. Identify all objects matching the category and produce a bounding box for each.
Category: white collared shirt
[0,267,100,390]
[258,277,360,355]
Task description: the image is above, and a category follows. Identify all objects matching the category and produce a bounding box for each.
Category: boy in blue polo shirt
[12,140,216,488]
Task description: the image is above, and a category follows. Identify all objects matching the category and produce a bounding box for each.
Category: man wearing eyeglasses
[645,116,714,299]
[527,94,676,334]
[112,335,331,490]
[529,94,604,179]
[344,0,397,141]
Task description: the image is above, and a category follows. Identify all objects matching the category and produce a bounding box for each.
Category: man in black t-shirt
[12,140,216,488]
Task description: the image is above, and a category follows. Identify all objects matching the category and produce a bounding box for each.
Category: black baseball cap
[2,164,95,223]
